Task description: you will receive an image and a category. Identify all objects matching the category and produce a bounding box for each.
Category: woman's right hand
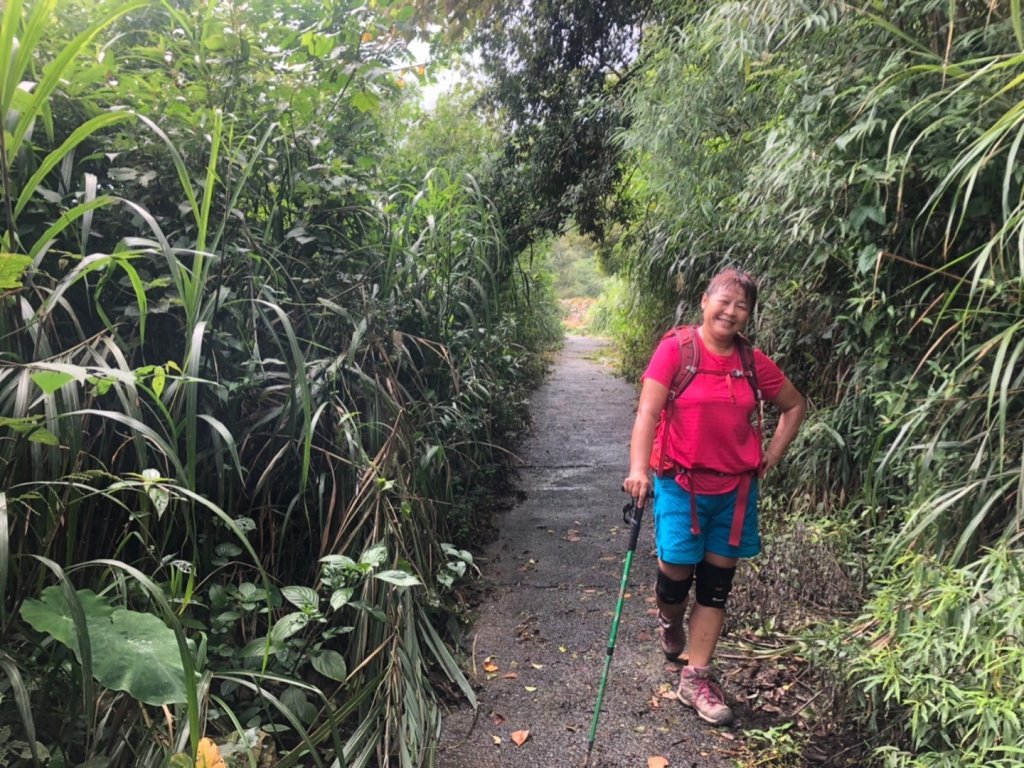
[622,471,652,509]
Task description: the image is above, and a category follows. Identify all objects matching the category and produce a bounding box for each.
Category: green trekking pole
[584,496,645,767]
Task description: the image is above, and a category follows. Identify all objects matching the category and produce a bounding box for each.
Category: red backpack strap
[735,333,764,435]
[666,324,701,400]
[735,333,761,405]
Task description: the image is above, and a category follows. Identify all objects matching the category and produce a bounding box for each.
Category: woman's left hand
[759,449,781,478]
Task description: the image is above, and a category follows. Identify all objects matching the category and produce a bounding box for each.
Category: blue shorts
[652,474,761,565]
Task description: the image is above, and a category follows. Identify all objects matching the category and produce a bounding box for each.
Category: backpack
[649,325,762,473]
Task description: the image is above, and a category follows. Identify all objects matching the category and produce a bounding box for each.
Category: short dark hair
[706,268,757,313]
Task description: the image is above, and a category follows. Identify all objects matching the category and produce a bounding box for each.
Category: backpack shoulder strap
[666,324,701,400]
[735,333,761,404]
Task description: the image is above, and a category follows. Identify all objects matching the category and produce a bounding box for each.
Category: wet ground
[437,336,750,768]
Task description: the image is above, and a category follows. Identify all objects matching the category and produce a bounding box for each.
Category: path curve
[439,336,735,768]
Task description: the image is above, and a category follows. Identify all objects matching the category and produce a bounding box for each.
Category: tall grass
[1,1,558,765]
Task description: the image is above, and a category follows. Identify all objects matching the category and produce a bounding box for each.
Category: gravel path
[438,336,740,768]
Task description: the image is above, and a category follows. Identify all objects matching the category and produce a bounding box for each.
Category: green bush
[846,547,1024,768]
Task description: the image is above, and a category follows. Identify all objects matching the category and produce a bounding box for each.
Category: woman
[622,268,806,726]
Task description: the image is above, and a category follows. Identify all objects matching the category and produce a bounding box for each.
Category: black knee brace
[656,570,694,605]
[694,561,736,609]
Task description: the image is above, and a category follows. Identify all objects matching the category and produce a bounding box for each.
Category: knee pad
[694,561,736,609]
[656,570,693,605]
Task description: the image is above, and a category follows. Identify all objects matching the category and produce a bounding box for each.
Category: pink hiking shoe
[677,665,734,725]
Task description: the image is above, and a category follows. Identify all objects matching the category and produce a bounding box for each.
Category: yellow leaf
[483,661,499,673]
[524,686,537,692]
[195,737,226,768]
[511,730,529,746]
[492,736,502,746]
[648,757,669,768]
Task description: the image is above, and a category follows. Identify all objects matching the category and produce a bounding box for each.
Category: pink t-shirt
[643,332,786,494]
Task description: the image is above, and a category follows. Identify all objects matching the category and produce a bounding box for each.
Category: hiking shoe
[677,665,734,725]
[657,610,685,660]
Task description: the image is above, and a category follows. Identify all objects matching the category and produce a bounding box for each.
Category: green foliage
[735,722,807,768]
[469,0,650,250]
[847,548,1024,768]
[0,0,560,765]
[546,230,612,300]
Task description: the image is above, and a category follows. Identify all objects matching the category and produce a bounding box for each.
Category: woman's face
[701,283,751,342]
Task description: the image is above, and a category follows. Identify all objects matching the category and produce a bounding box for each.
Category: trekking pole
[584,496,645,767]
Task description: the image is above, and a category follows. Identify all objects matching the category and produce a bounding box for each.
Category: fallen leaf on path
[483,660,499,673]
[492,736,501,746]
[510,730,529,746]
[502,672,518,679]
[564,529,581,542]
[648,757,669,768]
[530,663,544,669]
[524,685,537,692]
[650,696,661,709]
[489,711,505,726]
[196,738,226,768]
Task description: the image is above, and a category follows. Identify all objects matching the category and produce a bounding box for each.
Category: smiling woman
[622,266,806,728]
[698,270,757,354]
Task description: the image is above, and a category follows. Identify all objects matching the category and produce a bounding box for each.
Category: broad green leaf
[359,543,387,567]
[320,554,357,569]
[145,480,170,519]
[372,570,421,587]
[350,91,380,114]
[29,371,75,394]
[0,417,59,445]
[239,636,281,658]
[310,649,347,682]
[281,586,319,611]
[329,587,354,611]
[857,244,879,275]
[0,253,31,289]
[270,612,309,641]
[20,587,188,705]
[214,542,243,558]
[27,428,60,445]
[150,365,166,397]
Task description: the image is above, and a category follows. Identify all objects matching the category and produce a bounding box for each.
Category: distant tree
[466,0,653,251]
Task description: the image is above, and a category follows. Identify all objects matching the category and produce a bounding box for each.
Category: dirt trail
[438,336,737,768]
